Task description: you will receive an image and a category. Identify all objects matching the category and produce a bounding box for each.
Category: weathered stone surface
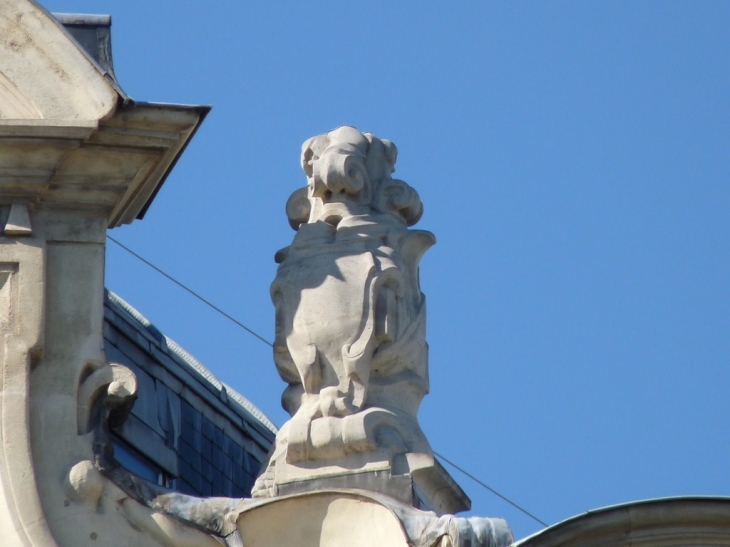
[0,4,507,546]
[0,4,209,229]
[0,0,116,120]
[231,492,412,547]
[0,238,48,547]
[90,127,509,547]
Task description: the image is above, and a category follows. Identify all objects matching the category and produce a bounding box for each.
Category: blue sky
[43,0,730,539]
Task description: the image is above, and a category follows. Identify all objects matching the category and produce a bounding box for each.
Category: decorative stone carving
[0,6,510,544]
[252,126,467,514]
[77,362,137,436]
[65,460,104,505]
[65,362,137,506]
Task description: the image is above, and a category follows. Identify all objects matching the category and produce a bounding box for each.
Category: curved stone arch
[513,497,730,547]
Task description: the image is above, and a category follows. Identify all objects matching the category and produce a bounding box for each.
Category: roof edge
[514,496,730,547]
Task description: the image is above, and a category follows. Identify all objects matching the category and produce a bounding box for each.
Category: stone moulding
[0,102,210,229]
[0,1,210,229]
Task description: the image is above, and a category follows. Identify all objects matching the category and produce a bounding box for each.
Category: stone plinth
[228,490,513,547]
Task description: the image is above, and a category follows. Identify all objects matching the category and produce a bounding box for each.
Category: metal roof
[105,289,278,438]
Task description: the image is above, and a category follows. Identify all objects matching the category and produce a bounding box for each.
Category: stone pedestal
[229,490,513,547]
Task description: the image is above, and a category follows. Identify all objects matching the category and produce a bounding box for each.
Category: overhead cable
[107,235,273,347]
[434,451,548,527]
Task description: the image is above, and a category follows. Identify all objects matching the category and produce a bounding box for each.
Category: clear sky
[43,0,730,540]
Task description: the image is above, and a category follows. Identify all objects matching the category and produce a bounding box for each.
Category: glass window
[113,439,167,486]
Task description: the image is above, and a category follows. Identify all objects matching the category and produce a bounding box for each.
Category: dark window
[113,439,173,488]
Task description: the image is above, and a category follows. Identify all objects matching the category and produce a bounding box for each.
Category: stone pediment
[0,2,209,227]
[0,1,117,121]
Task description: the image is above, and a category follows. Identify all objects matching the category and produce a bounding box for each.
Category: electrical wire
[107,235,273,347]
[106,234,549,528]
[434,451,548,527]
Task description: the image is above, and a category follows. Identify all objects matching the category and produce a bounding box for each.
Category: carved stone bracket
[3,203,33,236]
